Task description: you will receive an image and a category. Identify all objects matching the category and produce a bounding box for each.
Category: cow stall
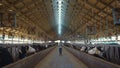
[0,43,55,67]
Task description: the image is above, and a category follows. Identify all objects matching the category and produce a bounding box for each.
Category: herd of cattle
[1,43,120,67]
[0,44,54,67]
[65,44,120,65]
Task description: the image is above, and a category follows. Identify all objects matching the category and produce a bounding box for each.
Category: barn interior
[0,0,120,68]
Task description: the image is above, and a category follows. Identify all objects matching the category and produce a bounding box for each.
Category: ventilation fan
[112,8,120,25]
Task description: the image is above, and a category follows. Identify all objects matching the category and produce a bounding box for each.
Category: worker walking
[58,42,62,56]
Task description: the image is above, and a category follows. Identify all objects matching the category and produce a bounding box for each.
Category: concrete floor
[35,47,88,68]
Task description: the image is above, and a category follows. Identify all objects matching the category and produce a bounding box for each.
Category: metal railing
[65,46,120,68]
[3,46,55,68]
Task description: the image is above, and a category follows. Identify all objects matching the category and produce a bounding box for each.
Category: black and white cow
[0,47,13,67]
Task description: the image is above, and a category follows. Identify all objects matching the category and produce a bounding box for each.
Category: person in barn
[58,42,62,56]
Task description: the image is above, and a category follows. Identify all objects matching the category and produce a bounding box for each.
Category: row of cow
[0,43,54,67]
[65,44,120,65]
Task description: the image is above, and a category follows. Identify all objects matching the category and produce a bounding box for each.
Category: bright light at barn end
[58,0,62,35]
